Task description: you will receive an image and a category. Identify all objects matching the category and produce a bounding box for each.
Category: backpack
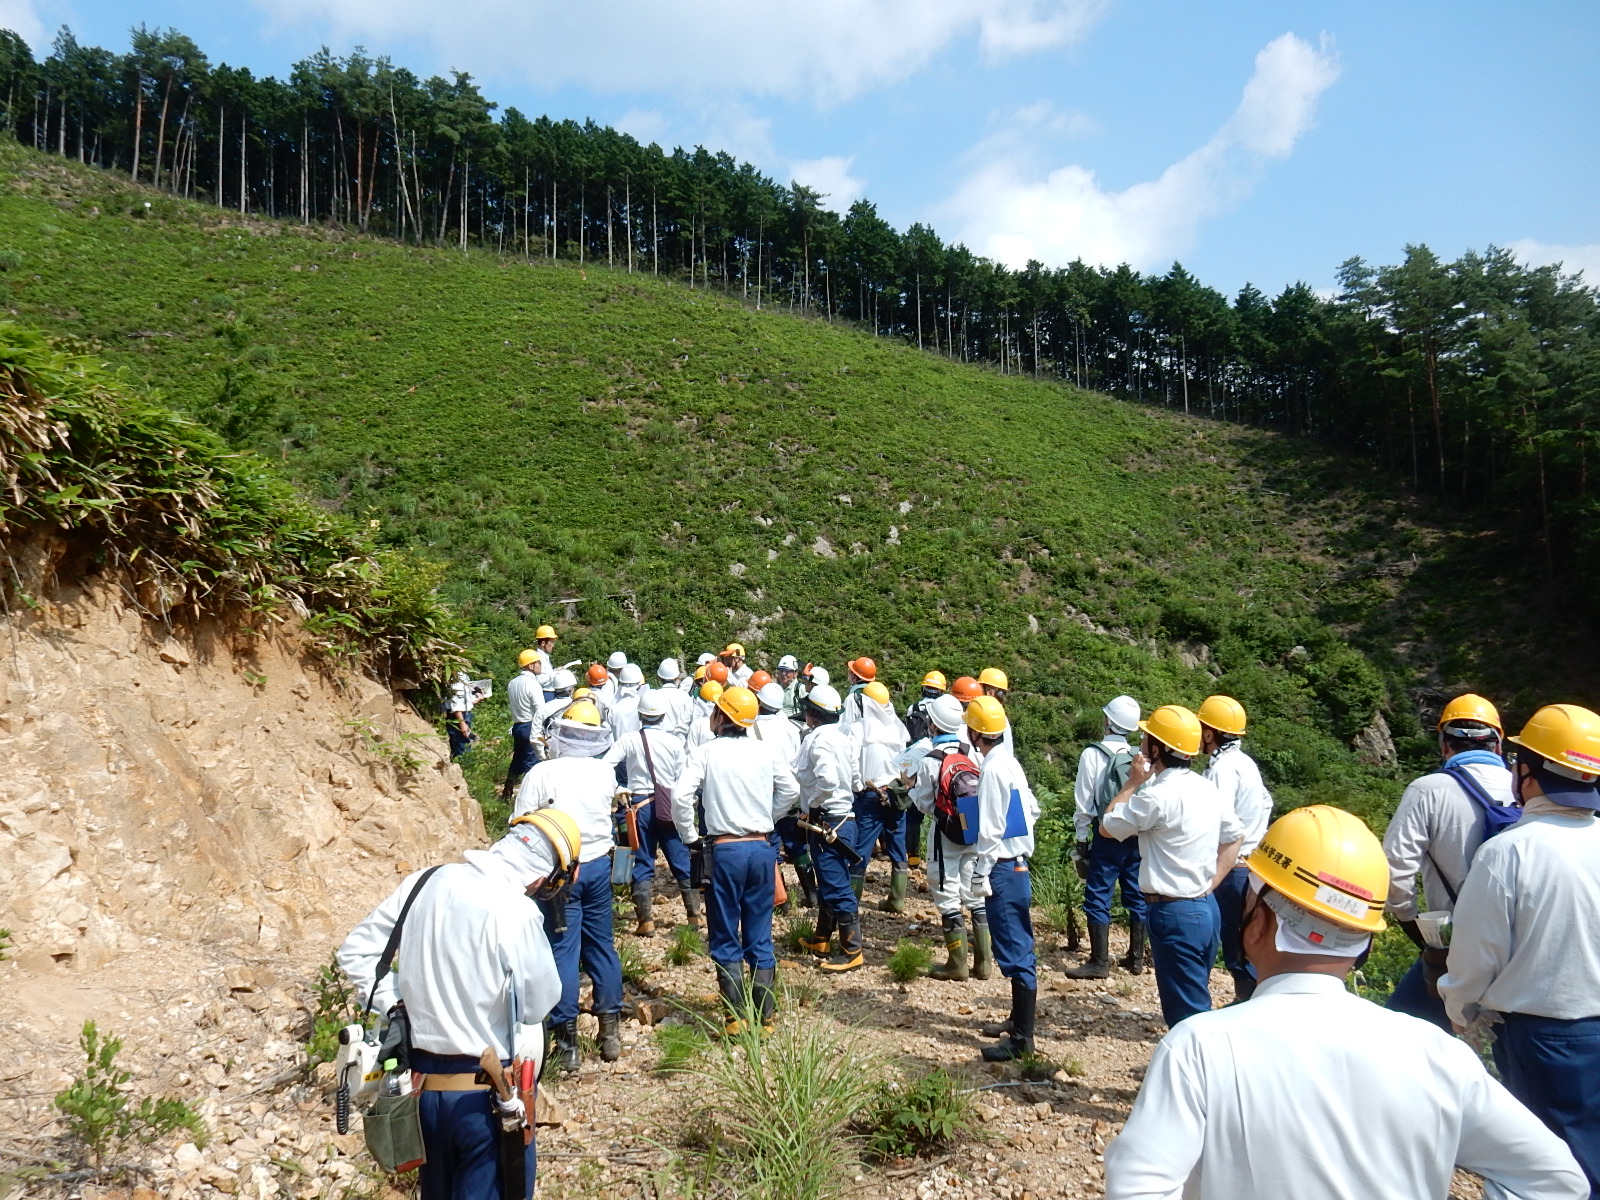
[931,744,982,846]
[904,702,931,745]
[1087,741,1135,818]
[1441,763,1523,840]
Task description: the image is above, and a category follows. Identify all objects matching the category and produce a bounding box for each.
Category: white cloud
[1508,239,1600,285]
[943,32,1340,271]
[789,156,866,212]
[0,0,48,51]
[253,0,1108,103]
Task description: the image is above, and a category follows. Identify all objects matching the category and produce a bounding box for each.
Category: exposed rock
[1353,712,1397,768]
[810,535,837,559]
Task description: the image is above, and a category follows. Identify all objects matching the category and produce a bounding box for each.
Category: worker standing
[607,663,646,740]
[853,681,912,912]
[903,671,949,868]
[753,681,809,909]
[795,684,866,972]
[1104,804,1587,1200]
[445,670,479,759]
[673,687,801,1034]
[603,691,692,938]
[912,693,992,982]
[512,700,625,1069]
[1441,703,1600,1196]
[534,670,578,746]
[776,655,803,719]
[1100,705,1243,1026]
[1066,695,1147,980]
[532,624,559,699]
[1383,693,1515,1031]
[720,643,754,688]
[966,696,1042,1061]
[338,809,581,1200]
[1198,695,1273,1002]
[503,650,546,800]
[839,657,877,733]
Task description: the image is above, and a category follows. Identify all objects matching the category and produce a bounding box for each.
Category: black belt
[1142,891,1206,904]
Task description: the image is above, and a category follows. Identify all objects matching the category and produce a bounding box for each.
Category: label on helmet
[1313,884,1367,920]
[1569,750,1600,769]
[1315,870,1373,900]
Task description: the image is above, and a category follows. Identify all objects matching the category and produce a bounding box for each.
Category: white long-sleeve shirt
[972,743,1039,883]
[751,712,802,768]
[672,734,800,844]
[507,670,543,724]
[648,685,695,740]
[1104,971,1586,1200]
[797,722,858,820]
[512,757,618,864]
[535,694,574,737]
[603,726,686,796]
[1202,740,1272,858]
[1440,804,1600,1025]
[1383,757,1516,919]
[1074,736,1131,842]
[338,860,560,1060]
[1101,767,1242,898]
[607,688,642,740]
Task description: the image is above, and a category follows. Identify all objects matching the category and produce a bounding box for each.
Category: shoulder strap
[640,727,661,788]
[366,864,444,1014]
[1441,762,1497,815]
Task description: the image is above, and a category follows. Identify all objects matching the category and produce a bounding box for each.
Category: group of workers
[342,624,1600,1200]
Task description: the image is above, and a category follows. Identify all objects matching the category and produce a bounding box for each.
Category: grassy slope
[2,143,1590,832]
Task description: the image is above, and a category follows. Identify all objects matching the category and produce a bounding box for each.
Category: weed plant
[886,940,934,983]
[305,953,368,1067]
[654,1022,713,1073]
[780,917,817,954]
[54,1021,208,1171]
[857,1068,972,1161]
[617,939,651,989]
[666,923,706,967]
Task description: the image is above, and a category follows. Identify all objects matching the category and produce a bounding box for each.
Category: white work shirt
[1104,971,1587,1200]
[607,688,642,740]
[513,756,617,864]
[1383,756,1516,919]
[839,687,868,733]
[1074,736,1132,842]
[728,664,754,688]
[530,648,554,689]
[1441,804,1600,1025]
[972,743,1039,883]
[686,715,715,750]
[507,670,542,724]
[797,721,858,820]
[1101,767,1242,898]
[672,734,801,844]
[338,860,559,1060]
[1203,740,1272,858]
[535,694,573,737]
[647,685,695,740]
[603,726,685,796]
[751,712,802,768]
[447,678,477,714]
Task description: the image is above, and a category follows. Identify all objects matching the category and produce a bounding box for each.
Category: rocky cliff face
[0,535,484,973]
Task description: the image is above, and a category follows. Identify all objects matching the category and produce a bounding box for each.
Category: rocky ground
[0,860,1483,1200]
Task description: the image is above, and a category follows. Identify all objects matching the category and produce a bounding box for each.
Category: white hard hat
[778,654,800,671]
[607,651,628,671]
[697,652,716,666]
[658,657,682,681]
[1103,695,1141,733]
[552,669,577,692]
[638,690,669,721]
[809,666,831,688]
[928,693,966,734]
[806,684,842,714]
[620,663,644,685]
[757,682,785,712]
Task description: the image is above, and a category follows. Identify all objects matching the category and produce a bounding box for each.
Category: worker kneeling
[1103,805,1586,1200]
[338,810,581,1200]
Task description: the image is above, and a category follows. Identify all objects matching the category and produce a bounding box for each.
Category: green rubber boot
[928,912,970,981]
[971,908,996,981]
[876,867,910,913]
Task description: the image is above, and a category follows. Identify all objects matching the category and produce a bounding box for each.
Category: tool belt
[420,1072,492,1092]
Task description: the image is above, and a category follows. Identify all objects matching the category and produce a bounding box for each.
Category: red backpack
[932,745,982,846]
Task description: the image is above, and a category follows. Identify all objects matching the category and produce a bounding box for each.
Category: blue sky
[7,0,1596,296]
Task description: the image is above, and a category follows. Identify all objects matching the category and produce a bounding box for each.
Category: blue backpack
[1440,762,1523,840]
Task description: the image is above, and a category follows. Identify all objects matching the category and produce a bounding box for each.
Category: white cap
[552,669,577,692]
[777,654,800,671]
[697,652,716,666]
[757,682,785,712]
[806,683,842,714]
[639,690,669,720]
[927,693,966,733]
[619,663,644,685]
[607,651,628,671]
[1103,695,1140,733]
[658,657,682,681]
[809,666,831,688]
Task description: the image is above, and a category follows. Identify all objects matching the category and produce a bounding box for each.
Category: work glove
[494,1094,527,1128]
[1071,842,1090,880]
[973,875,993,898]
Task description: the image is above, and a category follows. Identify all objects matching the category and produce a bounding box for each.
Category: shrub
[54,1021,208,1170]
[886,940,933,983]
[306,953,366,1068]
[857,1068,971,1161]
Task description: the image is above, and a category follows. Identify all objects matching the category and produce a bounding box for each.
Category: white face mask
[1250,876,1370,959]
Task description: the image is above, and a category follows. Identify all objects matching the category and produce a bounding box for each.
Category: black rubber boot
[970,908,995,980]
[683,887,705,931]
[752,966,777,1031]
[800,905,835,956]
[796,863,819,909]
[981,979,1038,1062]
[716,962,748,1035]
[820,914,864,973]
[929,912,971,981]
[1065,921,1112,979]
[631,880,655,937]
[1119,919,1147,975]
[545,1020,579,1074]
[598,1010,622,1062]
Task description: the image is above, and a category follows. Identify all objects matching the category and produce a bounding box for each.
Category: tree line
[2,25,1596,593]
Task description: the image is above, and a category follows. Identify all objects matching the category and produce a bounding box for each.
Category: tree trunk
[217,104,225,207]
[459,158,469,250]
[239,112,246,213]
[131,76,143,179]
[154,73,173,190]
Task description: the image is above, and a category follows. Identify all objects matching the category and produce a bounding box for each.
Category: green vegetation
[53,1021,208,1171]
[653,1021,713,1073]
[305,953,367,1068]
[617,938,651,988]
[666,923,707,967]
[885,940,934,983]
[857,1068,972,1161]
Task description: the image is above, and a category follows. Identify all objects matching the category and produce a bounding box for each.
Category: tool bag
[1086,741,1134,818]
[931,744,982,846]
[641,728,675,824]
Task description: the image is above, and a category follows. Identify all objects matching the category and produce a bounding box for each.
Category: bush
[54,1021,208,1170]
[886,940,933,982]
[305,953,368,1068]
[857,1068,972,1161]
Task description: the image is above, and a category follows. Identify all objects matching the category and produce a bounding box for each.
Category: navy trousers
[987,858,1037,990]
[774,814,807,867]
[851,788,907,879]
[448,710,474,759]
[632,808,693,887]
[808,816,859,921]
[541,858,623,1025]
[507,720,539,779]
[706,838,778,971]
[1147,895,1220,1026]
[413,1050,535,1200]
[1212,865,1255,993]
[1495,1012,1600,1198]
[1083,829,1147,925]
[1386,956,1452,1032]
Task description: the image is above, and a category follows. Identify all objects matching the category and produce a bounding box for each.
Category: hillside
[0,142,1591,817]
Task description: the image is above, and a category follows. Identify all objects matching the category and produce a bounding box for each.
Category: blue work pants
[706,838,778,971]
[448,710,474,759]
[1212,865,1255,993]
[1083,830,1146,925]
[507,720,539,779]
[1495,1012,1600,1198]
[1146,895,1220,1027]
[808,816,859,924]
[987,858,1037,990]
[412,1049,535,1200]
[1386,956,1452,1033]
[851,788,906,880]
[541,858,623,1025]
[632,807,693,887]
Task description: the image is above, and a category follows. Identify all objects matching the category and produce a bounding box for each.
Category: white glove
[973,876,993,898]
[494,1095,527,1124]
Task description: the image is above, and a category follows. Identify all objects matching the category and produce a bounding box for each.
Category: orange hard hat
[748,669,774,692]
[586,663,610,686]
[951,676,982,703]
[706,661,731,684]
[848,656,878,682]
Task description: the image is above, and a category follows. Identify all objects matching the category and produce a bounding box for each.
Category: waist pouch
[365,1092,426,1173]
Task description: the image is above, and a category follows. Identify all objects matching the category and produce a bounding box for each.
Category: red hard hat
[748,669,774,691]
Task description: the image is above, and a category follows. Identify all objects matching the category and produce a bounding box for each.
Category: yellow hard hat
[716,685,759,728]
[978,667,1009,692]
[723,642,746,657]
[1508,704,1600,782]
[922,670,948,692]
[1246,805,1388,933]
[694,664,707,681]
[1197,695,1247,736]
[535,625,558,641]
[509,808,582,873]
[1139,705,1202,756]
[863,681,891,705]
[562,699,603,727]
[572,686,594,700]
[699,680,725,703]
[1438,693,1502,734]
[517,648,540,669]
[965,695,1007,737]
